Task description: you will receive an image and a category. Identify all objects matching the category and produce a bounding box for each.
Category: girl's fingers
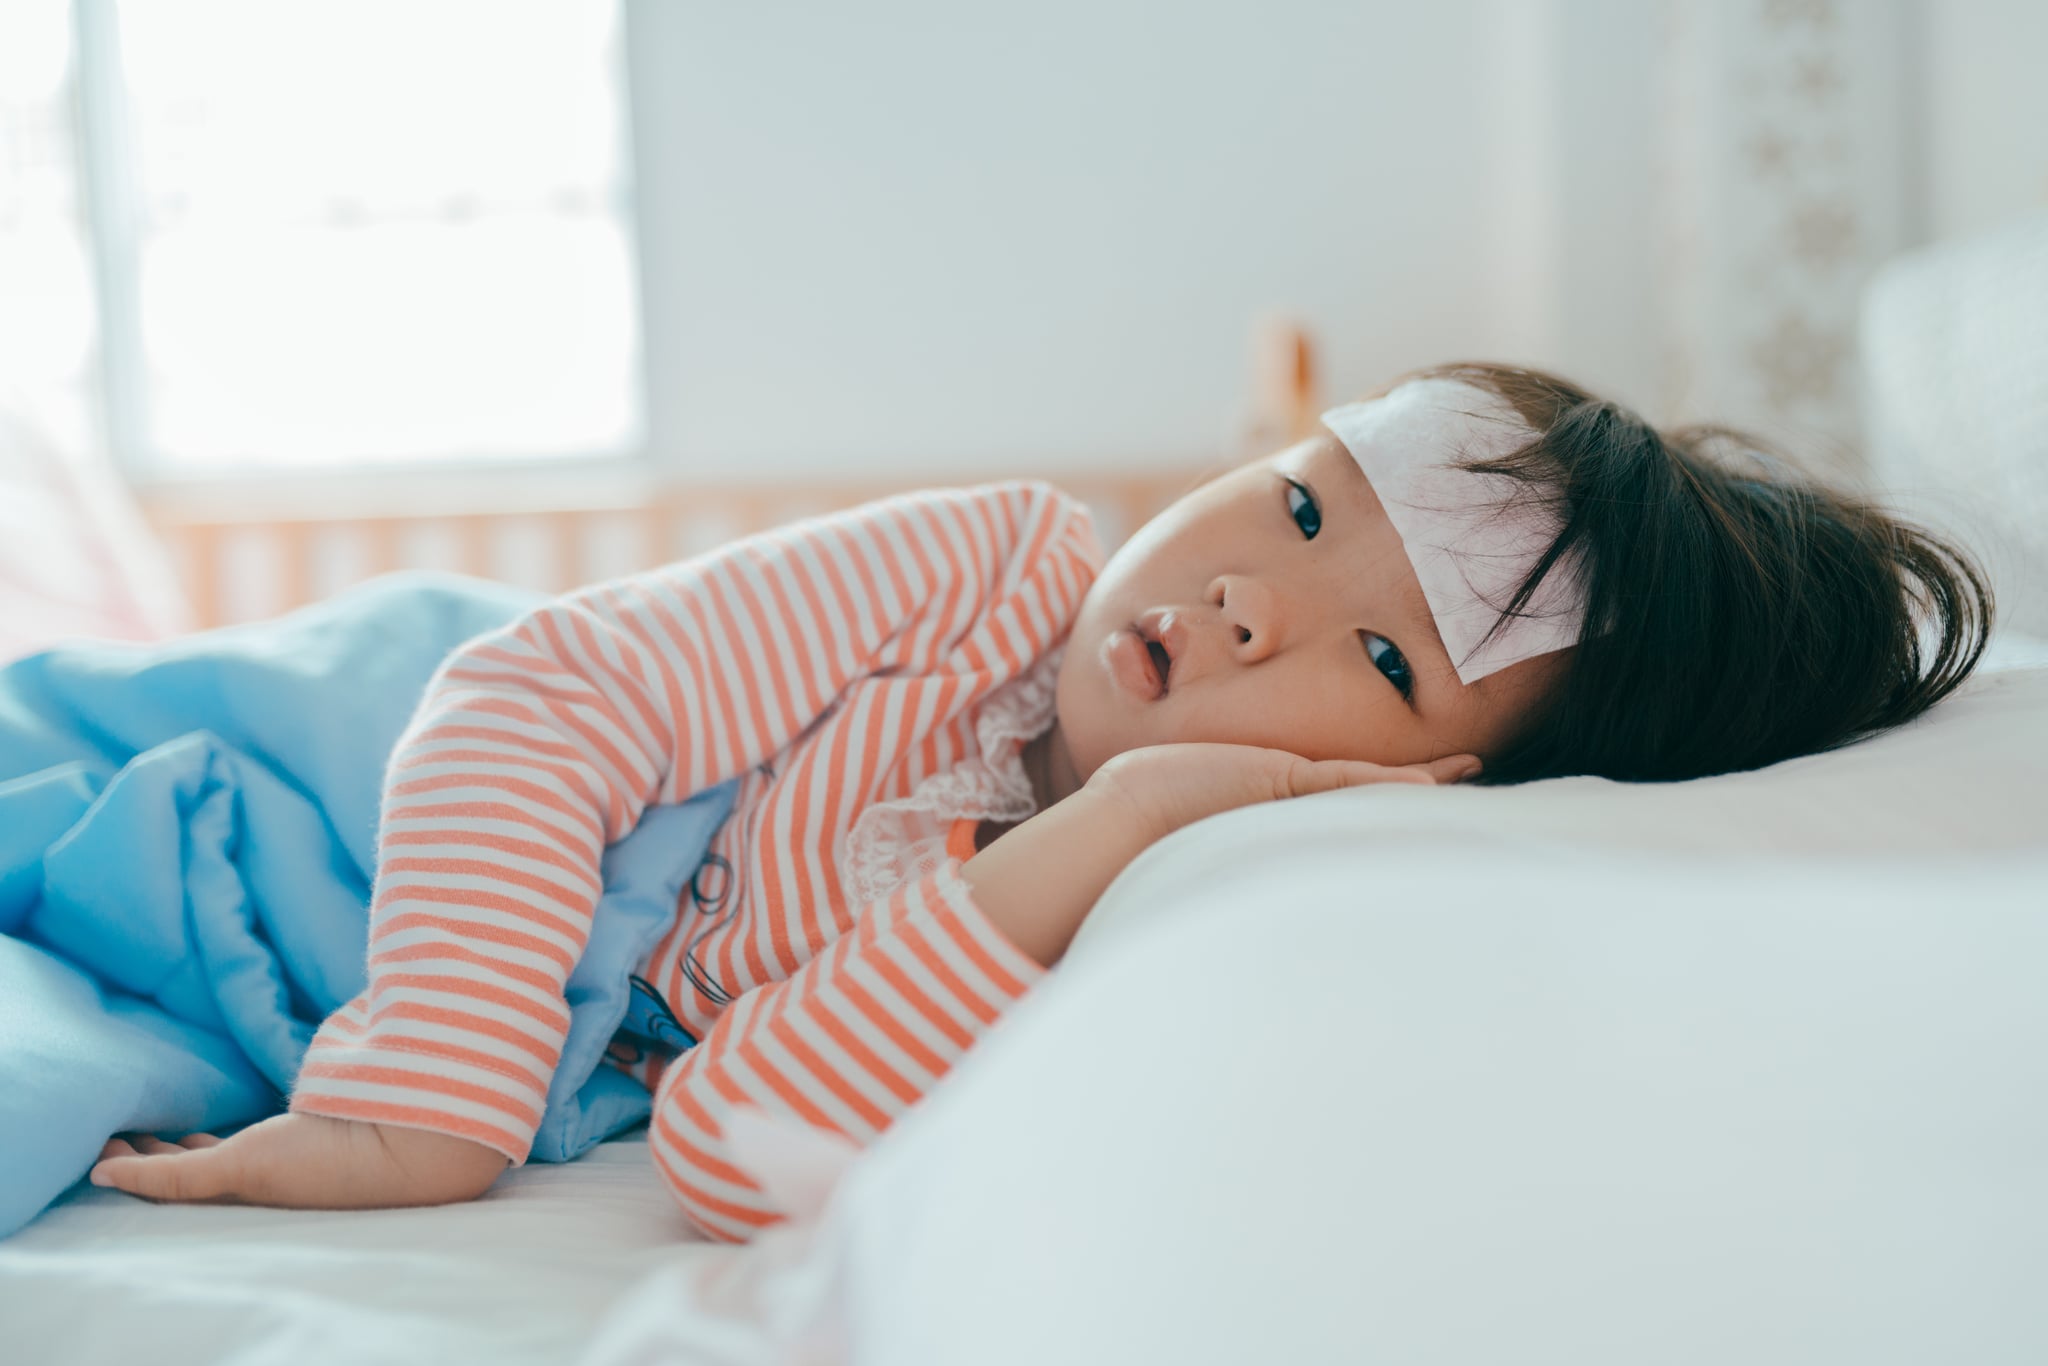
[1353,764,1436,786]
[1420,754,1483,784]
[89,1131,242,1203]
[1304,754,1480,794]
[96,1130,223,1161]
[90,1145,240,1204]
[1288,760,1425,797]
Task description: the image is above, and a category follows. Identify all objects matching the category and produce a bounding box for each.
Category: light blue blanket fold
[0,573,738,1239]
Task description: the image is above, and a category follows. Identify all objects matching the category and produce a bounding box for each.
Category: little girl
[89,362,1992,1241]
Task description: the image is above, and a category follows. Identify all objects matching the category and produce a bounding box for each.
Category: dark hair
[1385,362,1995,783]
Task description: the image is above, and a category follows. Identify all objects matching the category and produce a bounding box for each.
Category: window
[0,1,97,453]
[5,0,643,475]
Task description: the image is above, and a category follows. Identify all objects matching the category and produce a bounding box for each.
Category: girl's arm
[284,481,1093,1166]
[644,793,1144,1241]
[647,745,1476,1242]
[92,481,1100,1212]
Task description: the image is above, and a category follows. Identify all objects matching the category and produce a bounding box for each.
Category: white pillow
[1861,210,2048,637]
[585,666,2048,1365]
[826,849,2047,1365]
[1072,658,2048,960]
[816,668,2048,1364]
[1980,629,2048,671]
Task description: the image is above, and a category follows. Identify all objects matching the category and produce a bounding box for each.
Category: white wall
[1484,0,1667,420]
[623,0,1523,478]
[618,0,2048,481]
[1923,0,2048,241]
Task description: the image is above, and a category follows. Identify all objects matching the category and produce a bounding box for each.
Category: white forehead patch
[1321,378,1590,686]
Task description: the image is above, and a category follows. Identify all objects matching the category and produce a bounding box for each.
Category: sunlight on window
[114,0,642,470]
[0,0,95,449]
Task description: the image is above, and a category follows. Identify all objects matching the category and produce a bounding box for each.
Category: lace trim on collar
[839,642,1064,908]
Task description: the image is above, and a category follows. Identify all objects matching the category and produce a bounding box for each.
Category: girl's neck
[977,722,1082,856]
[1021,720,1081,813]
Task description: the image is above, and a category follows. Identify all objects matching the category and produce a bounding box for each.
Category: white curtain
[1659,0,1917,474]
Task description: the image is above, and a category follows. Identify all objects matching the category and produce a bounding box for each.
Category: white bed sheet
[0,1130,730,1366]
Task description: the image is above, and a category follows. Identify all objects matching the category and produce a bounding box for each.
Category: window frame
[65,0,654,493]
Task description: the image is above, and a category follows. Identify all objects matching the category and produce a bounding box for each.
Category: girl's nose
[1207,575,1284,663]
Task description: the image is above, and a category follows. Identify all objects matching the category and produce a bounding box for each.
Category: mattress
[0,1130,726,1366]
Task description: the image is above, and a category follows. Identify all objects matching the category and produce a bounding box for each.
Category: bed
[3,239,2045,1363]
[0,1132,707,1364]
[6,638,2044,1366]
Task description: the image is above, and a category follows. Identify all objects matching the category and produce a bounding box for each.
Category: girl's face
[1053,432,1569,784]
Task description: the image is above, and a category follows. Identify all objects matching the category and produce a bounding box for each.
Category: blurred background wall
[4,0,2045,490]
[624,0,2048,479]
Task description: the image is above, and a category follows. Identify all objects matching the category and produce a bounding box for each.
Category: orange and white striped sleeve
[287,480,1098,1165]
[647,819,1048,1242]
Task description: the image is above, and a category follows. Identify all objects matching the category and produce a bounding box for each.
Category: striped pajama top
[287,480,1104,1241]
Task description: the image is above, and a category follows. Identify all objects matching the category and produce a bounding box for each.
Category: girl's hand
[89,1111,509,1210]
[964,746,1478,970]
[1084,742,1481,846]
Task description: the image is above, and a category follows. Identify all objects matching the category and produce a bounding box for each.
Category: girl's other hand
[1084,742,1481,846]
[89,1111,509,1210]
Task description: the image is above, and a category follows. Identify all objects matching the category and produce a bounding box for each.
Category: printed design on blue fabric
[615,973,699,1060]
[636,762,767,1045]
[607,846,734,1068]
[679,850,737,1008]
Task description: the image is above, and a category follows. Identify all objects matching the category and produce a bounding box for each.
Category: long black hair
[1387,362,1994,783]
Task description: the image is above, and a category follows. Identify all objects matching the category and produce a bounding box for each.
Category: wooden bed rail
[140,470,1212,629]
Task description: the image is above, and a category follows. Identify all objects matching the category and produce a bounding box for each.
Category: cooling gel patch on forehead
[1321,378,1590,686]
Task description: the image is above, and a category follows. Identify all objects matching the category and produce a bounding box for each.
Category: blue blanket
[0,574,737,1239]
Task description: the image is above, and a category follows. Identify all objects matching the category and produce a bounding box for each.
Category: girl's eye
[1284,478,1321,539]
[1363,632,1415,702]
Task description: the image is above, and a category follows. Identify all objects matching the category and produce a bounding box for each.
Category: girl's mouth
[1144,636,1172,691]
[1104,626,1169,700]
